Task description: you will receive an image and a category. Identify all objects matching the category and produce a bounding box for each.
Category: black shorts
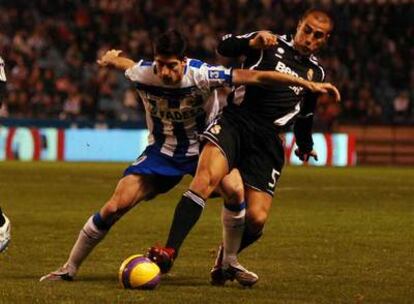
[203,109,284,196]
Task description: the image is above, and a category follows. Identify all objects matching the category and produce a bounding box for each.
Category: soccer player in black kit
[148,9,340,286]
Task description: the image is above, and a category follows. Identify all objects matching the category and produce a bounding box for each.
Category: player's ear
[180,57,187,69]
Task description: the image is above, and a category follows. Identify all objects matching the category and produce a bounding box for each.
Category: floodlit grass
[0,162,413,303]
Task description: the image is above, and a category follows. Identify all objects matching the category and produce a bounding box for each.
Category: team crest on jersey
[210,124,221,135]
[307,68,314,81]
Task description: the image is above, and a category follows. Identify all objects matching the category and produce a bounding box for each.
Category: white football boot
[222,263,259,287]
[0,215,11,253]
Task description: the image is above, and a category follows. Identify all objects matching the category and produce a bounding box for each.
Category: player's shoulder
[187,58,210,70]
[308,55,326,81]
[187,58,220,77]
[125,59,157,84]
[276,34,294,48]
[137,59,154,68]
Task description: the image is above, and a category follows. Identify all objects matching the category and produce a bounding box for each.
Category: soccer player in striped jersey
[0,56,11,253]
[40,30,337,283]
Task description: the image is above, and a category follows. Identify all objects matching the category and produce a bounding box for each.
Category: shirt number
[268,168,280,188]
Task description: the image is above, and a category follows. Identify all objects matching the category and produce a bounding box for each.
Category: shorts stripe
[244,183,274,197]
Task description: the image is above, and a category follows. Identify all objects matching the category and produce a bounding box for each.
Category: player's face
[154,55,186,85]
[294,14,331,56]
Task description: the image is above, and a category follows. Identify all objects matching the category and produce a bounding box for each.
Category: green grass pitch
[0,162,413,303]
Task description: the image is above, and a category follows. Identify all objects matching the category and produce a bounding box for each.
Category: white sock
[222,203,246,268]
[64,215,108,275]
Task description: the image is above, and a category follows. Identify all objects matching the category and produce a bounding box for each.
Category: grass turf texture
[0,162,413,304]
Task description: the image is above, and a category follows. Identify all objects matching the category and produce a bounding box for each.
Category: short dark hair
[301,8,334,32]
[153,30,187,59]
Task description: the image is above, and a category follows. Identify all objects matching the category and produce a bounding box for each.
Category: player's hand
[306,82,341,103]
[97,49,122,66]
[249,31,277,49]
[294,148,318,162]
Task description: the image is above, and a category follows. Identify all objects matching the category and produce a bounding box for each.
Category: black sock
[166,190,205,257]
[0,207,5,226]
[237,228,263,253]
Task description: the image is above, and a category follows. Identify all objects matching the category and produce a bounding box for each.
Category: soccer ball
[118,254,161,289]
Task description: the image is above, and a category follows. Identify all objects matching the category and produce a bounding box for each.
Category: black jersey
[217,32,326,153]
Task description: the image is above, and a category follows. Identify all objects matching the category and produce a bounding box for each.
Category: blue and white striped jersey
[125,58,232,158]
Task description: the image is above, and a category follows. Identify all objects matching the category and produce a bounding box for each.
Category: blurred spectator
[0,0,412,129]
[392,91,411,123]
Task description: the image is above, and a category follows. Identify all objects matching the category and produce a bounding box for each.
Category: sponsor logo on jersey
[277,47,285,54]
[150,106,204,122]
[275,61,299,78]
[146,93,205,122]
[275,61,303,95]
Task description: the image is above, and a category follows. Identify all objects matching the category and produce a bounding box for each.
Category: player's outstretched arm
[97,49,136,71]
[232,69,341,102]
[305,82,341,103]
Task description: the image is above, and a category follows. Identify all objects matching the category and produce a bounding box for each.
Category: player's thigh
[202,115,241,172]
[190,142,229,198]
[216,168,245,205]
[245,187,273,231]
[107,174,155,210]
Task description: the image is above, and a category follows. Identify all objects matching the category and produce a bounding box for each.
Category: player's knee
[104,189,136,216]
[102,198,126,217]
[227,183,245,205]
[190,169,221,198]
[246,212,268,233]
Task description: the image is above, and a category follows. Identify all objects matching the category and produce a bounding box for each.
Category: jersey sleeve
[124,60,153,83]
[197,63,233,90]
[293,92,318,153]
[217,32,257,57]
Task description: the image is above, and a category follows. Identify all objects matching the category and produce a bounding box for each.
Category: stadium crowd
[0,0,412,128]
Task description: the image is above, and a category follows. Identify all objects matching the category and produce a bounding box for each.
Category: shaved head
[301,9,334,33]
